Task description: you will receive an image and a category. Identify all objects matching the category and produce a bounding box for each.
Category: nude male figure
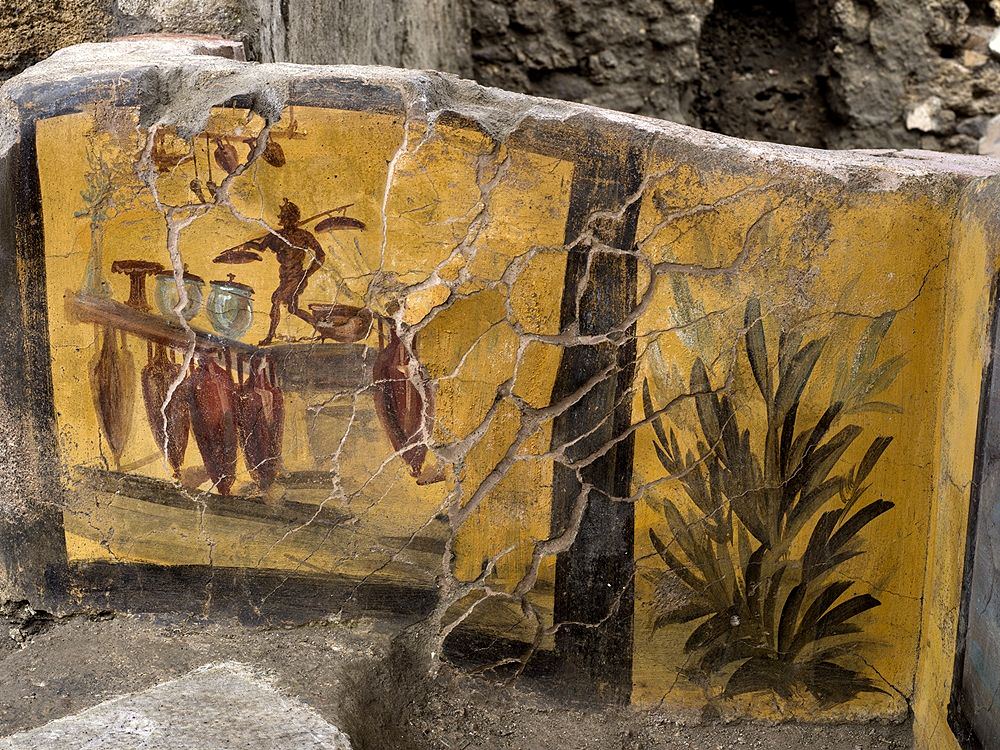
[249,199,325,346]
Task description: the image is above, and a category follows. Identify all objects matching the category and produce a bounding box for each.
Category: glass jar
[155,269,204,321]
[206,274,254,339]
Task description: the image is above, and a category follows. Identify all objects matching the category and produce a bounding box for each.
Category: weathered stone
[906,95,956,133]
[10,0,1000,156]
[0,0,471,86]
[0,662,353,749]
[990,26,1000,59]
[977,112,1000,154]
[1,35,1000,750]
[962,48,989,68]
[957,113,992,138]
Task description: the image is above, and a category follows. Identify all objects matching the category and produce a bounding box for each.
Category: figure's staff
[213,203,365,263]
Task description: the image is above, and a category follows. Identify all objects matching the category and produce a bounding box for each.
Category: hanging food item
[189,178,209,204]
[372,323,434,478]
[89,326,136,471]
[141,343,191,479]
[315,215,366,232]
[213,138,240,175]
[151,130,190,173]
[189,354,239,496]
[212,244,262,265]
[262,139,286,167]
[235,357,284,492]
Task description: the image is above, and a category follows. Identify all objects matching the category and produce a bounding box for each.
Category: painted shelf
[66,293,373,390]
[76,466,354,529]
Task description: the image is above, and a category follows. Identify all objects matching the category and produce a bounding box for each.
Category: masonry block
[2,36,999,746]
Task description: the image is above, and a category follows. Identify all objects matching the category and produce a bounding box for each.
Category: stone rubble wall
[6,0,1000,154]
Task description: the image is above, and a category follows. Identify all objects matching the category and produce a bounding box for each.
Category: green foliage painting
[643,297,902,706]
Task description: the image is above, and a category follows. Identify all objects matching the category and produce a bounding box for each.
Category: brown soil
[0,611,912,749]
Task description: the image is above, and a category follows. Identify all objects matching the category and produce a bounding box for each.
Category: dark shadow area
[696,0,833,147]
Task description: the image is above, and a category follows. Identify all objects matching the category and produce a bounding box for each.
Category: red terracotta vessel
[372,324,433,478]
[89,326,135,470]
[141,343,191,479]
[235,357,284,491]
[189,355,238,495]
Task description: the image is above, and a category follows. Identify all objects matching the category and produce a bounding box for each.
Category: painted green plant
[642,297,903,706]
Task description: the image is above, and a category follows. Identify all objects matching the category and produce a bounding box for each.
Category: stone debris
[905,96,956,134]
[978,112,1000,156]
[989,27,1000,59]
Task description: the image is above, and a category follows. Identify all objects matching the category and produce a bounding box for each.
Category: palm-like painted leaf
[813,594,880,641]
[643,379,671,450]
[792,424,861,501]
[852,355,905,407]
[845,436,892,507]
[800,659,888,707]
[653,602,716,629]
[784,401,843,482]
[828,499,894,553]
[649,528,705,591]
[773,337,825,422]
[723,657,793,700]
[788,580,854,656]
[743,543,768,619]
[745,298,771,400]
[691,359,720,448]
[645,298,901,706]
[685,612,732,653]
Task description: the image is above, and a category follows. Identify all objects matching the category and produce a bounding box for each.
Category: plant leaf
[813,594,881,641]
[744,298,772,400]
[723,657,793,699]
[691,360,723,453]
[794,424,861,499]
[744,543,769,619]
[653,601,716,629]
[773,337,825,421]
[649,528,705,591]
[685,612,731,652]
[857,354,906,403]
[854,437,892,487]
[800,659,888,707]
[785,477,844,543]
[778,330,803,380]
[763,562,788,646]
[653,441,679,474]
[777,582,806,657]
[788,580,853,657]
[845,401,903,415]
[828,499,894,554]
[642,378,670,449]
[855,311,896,374]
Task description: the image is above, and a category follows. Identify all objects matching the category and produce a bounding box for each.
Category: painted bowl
[307,304,374,343]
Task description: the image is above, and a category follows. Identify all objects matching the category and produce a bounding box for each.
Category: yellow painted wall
[911,179,1000,750]
[36,107,572,631]
[628,161,952,720]
[33,102,998,727]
